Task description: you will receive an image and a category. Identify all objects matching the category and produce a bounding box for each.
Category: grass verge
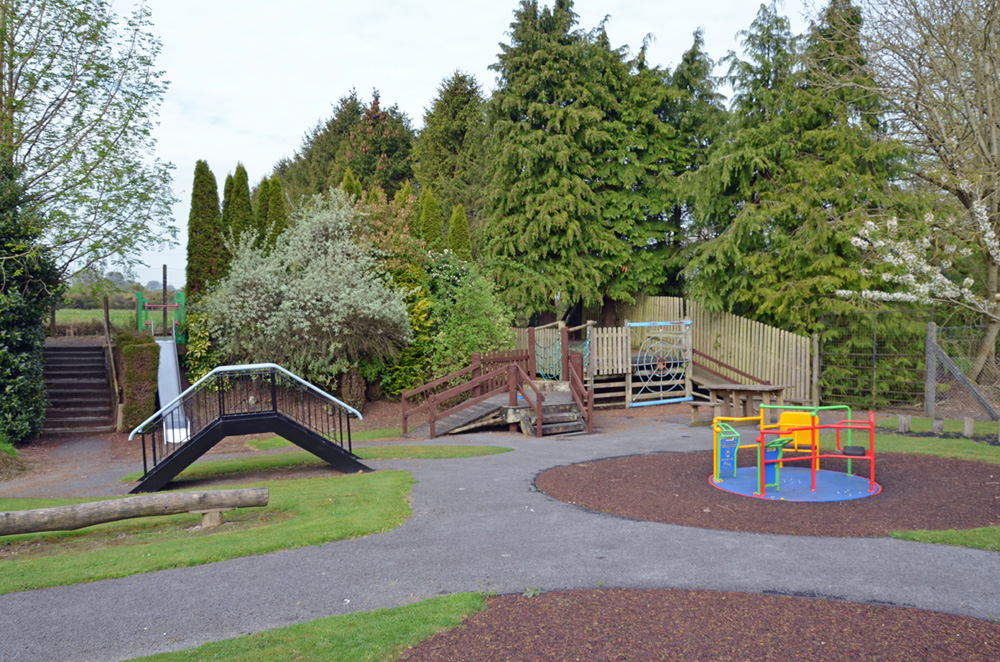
[0,471,413,595]
[130,593,486,662]
[877,415,998,438]
[120,446,512,484]
[249,428,404,451]
[811,431,1000,550]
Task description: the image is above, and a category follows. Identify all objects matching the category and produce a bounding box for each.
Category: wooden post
[811,332,820,407]
[428,396,437,439]
[560,324,569,382]
[683,317,693,401]
[508,365,518,432]
[471,353,482,398]
[963,417,974,438]
[898,414,911,433]
[527,327,537,379]
[932,418,944,436]
[925,322,937,417]
[400,392,409,434]
[624,319,632,407]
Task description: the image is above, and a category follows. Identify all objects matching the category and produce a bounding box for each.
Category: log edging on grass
[0,488,269,535]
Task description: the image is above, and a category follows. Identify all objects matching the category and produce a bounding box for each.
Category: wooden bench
[689,400,723,426]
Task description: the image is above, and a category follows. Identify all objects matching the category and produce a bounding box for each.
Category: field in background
[55,309,133,327]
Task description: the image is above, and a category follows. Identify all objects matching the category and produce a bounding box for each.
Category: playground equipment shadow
[1,405,999,661]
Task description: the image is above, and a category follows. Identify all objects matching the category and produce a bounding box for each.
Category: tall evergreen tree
[185,160,223,299]
[448,204,472,261]
[220,173,234,228]
[226,163,255,242]
[682,0,906,332]
[412,72,488,232]
[273,90,366,204]
[338,92,414,199]
[484,0,681,315]
[420,187,443,250]
[254,177,271,236]
[265,178,289,249]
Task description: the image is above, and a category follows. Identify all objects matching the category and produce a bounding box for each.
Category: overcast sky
[124,0,812,287]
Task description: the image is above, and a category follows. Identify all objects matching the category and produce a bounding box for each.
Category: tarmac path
[1,417,999,661]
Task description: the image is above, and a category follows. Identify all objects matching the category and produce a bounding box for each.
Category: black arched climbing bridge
[129,364,369,493]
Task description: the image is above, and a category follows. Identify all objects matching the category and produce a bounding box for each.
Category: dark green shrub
[115,330,160,431]
[0,166,59,444]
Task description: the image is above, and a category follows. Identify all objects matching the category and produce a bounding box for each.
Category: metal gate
[628,321,693,407]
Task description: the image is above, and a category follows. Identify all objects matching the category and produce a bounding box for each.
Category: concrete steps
[42,344,115,435]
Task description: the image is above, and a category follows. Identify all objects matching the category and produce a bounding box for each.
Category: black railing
[129,363,362,477]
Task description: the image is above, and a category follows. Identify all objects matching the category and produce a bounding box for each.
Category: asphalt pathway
[1,418,999,661]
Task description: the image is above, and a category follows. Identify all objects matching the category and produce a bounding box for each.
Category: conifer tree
[413,71,487,229]
[341,167,363,200]
[448,204,472,261]
[265,178,289,249]
[393,180,414,206]
[420,187,442,251]
[226,163,255,242]
[484,0,681,315]
[682,0,906,332]
[338,92,414,199]
[255,177,271,235]
[273,90,366,203]
[221,173,234,228]
[185,160,223,299]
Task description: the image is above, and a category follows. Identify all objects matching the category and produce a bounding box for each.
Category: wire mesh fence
[819,311,932,412]
[929,324,1000,422]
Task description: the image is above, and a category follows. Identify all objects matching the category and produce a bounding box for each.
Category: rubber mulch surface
[400,589,1000,661]
[400,451,1000,660]
[536,451,1000,536]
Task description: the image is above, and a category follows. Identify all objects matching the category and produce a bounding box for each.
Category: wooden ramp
[403,388,585,439]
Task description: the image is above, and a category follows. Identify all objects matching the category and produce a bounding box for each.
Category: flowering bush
[197,189,412,391]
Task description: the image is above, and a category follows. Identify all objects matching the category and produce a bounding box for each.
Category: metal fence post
[925,322,937,418]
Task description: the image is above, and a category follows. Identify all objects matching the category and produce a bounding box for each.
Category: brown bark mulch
[400,451,1000,660]
[535,451,1000,536]
[400,589,1000,662]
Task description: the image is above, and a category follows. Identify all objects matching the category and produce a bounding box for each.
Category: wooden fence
[548,295,814,403]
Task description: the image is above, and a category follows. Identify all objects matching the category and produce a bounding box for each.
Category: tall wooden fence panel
[582,295,685,347]
[686,300,811,403]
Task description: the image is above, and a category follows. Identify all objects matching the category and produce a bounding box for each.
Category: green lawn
[130,593,486,662]
[0,471,413,595]
[878,415,999,438]
[120,445,513,483]
[55,308,133,326]
[248,428,404,451]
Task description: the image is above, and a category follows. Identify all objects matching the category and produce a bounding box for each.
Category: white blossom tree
[836,0,1000,377]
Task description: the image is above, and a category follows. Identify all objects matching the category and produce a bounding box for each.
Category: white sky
[124,0,812,287]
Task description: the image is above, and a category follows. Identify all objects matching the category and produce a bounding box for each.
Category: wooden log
[0,488,268,536]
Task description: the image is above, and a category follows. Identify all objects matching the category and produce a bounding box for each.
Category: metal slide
[154,337,189,444]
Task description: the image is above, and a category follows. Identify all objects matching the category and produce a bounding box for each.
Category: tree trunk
[0,488,268,536]
[970,261,1000,383]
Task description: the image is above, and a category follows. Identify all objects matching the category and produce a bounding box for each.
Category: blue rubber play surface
[709,466,881,502]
